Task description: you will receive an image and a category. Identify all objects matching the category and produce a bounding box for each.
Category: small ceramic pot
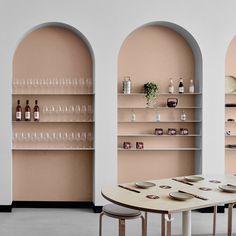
[180,128,189,135]
[136,142,144,149]
[167,128,177,135]
[167,98,178,107]
[154,128,163,135]
[123,142,132,149]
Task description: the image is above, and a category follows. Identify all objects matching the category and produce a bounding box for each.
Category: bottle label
[169,86,174,93]
[25,111,31,120]
[179,87,184,93]
[189,86,194,93]
[16,112,21,120]
[34,111,39,120]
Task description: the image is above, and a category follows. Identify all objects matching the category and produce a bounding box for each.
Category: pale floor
[0,208,235,236]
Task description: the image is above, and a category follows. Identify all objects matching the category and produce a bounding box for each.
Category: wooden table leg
[228,203,234,236]
[161,214,165,236]
[167,214,172,236]
[182,210,191,236]
[213,206,217,235]
[119,219,125,236]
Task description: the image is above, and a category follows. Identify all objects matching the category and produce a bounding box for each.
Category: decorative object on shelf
[15,99,22,121]
[155,111,161,121]
[225,75,236,94]
[168,78,174,93]
[33,100,40,121]
[189,80,194,93]
[154,128,163,135]
[24,99,31,121]
[226,131,231,135]
[225,103,236,107]
[226,144,236,148]
[180,110,187,121]
[178,78,184,94]
[136,142,144,149]
[131,110,136,122]
[144,82,159,107]
[179,128,189,135]
[167,98,178,107]
[122,76,132,94]
[167,128,177,135]
[227,118,235,121]
[123,142,132,149]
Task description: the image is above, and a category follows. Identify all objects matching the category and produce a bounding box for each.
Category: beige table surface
[102,175,236,214]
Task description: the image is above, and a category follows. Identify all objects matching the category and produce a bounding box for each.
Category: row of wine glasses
[12,77,93,94]
[13,131,93,148]
[42,104,93,121]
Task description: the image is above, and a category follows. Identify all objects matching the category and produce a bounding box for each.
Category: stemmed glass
[81,132,87,148]
[87,105,93,121]
[75,105,81,121]
[85,78,93,93]
[81,105,87,121]
[79,78,85,93]
[68,105,75,121]
[87,132,93,148]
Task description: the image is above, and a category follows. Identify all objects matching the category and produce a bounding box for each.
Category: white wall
[0,0,235,206]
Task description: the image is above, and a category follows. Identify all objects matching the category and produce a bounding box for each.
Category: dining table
[101,174,236,236]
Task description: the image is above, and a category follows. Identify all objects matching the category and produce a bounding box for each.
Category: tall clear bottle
[189,80,194,93]
[168,78,174,93]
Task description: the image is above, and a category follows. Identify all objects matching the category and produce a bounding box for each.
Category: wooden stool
[99,203,146,236]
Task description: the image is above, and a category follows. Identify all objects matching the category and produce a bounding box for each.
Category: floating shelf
[225,148,236,151]
[12,121,94,123]
[118,93,201,96]
[118,120,202,123]
[12,93,95,96]
[225,135,236,137]
[118,106,201,109]
[118,148,201,151]
[118,134,201,137]
[225,93,236,95]
[12,148,94,151]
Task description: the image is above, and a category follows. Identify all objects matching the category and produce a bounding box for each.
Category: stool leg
[144,212,148,236]
[140,215,146,236]
[99,212,104,236]
[161,214,165,236]
[228,203,234,236]
[119,219,125,236]
[213,206,217,235]
[167,214,172,236]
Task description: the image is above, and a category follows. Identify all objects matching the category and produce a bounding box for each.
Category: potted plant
[144,82,159,107]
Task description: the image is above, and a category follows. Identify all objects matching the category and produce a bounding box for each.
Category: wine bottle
[178,78,184,94]
[168,78,174,93]
[16,99,22,121]
[33,100,40,121]
[24,100,31,121]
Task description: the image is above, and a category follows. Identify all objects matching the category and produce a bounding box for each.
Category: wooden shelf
[225,135,236,137]
[12,93,95,96]
[118,106,201,109]
[225,148,236,151]
[12,148,94,151]
[225,93,236,95]
[118,148,201,151]
[118,93,201,96]
[118,120,202,123]
[12,121,94,123]
[118,134,201,137]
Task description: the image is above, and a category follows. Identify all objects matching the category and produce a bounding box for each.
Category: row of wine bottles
[169,78,194,94]
[15,99,40,121]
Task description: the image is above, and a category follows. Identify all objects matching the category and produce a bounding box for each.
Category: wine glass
[87,132,93,148]
[81,132,87,148]
[85,78,93,93]
[68,105,75,121]
[75,105,81,121]
[68,132,75,148]
[87,105,93,121]
[79,78,85,93]
[75,132,81,148]
[81,105,87,121]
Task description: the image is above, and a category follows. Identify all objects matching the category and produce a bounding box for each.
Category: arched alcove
[225,36,236,174]
[12,24,94,203]
[118,22,202,183]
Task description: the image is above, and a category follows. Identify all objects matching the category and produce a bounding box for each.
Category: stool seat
[103,203,141,218]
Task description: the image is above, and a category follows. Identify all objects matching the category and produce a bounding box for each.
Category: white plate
[135,182,156,189]
[219,185,236,193]
[169,192,194,201]
[184,176,204,182]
